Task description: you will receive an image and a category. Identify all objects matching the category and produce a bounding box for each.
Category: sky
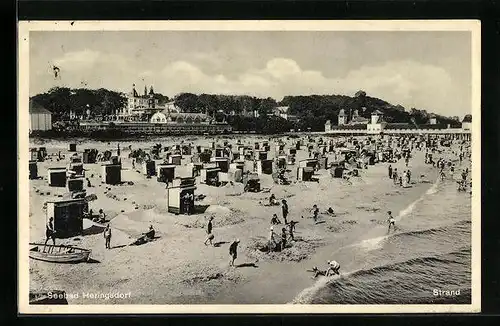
[29,31,472,117]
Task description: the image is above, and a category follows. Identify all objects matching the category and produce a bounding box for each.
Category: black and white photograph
[18,20,481,313]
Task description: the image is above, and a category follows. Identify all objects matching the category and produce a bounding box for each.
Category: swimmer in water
[326,260,341,276]
[387,211,396,232]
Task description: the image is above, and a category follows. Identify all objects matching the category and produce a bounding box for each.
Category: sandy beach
[28,135,469,304]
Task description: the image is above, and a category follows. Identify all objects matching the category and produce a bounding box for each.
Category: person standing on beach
[392,168,398,185]
[269,226,277,252]
[288,221,297,241]
[281,228,287,251]
[229,239,240,267]
[387,211,396,232]
[281,199,289,225]
[117,143,120,156]
[407,170,411,184]
[104,224,112,249]
[44,217,56,247]
[388,164,393,179]
[204,216,214,246]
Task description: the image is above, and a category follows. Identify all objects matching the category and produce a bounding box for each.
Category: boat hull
[29,243,91,263]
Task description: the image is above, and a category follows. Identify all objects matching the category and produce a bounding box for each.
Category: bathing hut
[110,156,121,165]
[166,177,197,214]
[169,154,182,165]
[256,159,273,175]
[295,141,301,150]
[243,172,261,192]
[142,160,156,177]
[181,145,192,155]
[276,156,287,170]
[288,148,297,155]
[255,150,268,161]
[196,145,202,154]
[230,161,245,172]
[298,159,318,169]
[213,147,225,159]
[190,162,204,177]
[275,144,285,154]
[199,151,212,163]
[30,148,38,161]
[156,164,176,183]
[232,151,241,161]
[227,168,243,183]
[297,166,315,181]
[101,164,121,185]
[67,178,84,192]
[83,149,97,164]
[69,162,84,176]
[211,157,230,173]
[200,167,221,186]
[38,147,47,161]
[318,156,328,170]
[29,160,38,179]
[254,142,260,150]
[69,143,77,152]
[243,148,254,160]
[48,168,67,187]
[46,198,87,237]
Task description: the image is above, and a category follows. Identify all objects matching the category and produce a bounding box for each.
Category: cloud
[34,52,465,115]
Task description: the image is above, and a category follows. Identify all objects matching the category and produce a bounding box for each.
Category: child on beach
[271,214,282,225]
[326,260,341,276]
[104,224,112,249]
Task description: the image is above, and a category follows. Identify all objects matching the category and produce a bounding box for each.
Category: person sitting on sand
[326,260,341,276]
[271,214,282,225]
[229,239,240,267]
[98,209,106,223]
[145,225,155,240]
[269,194,278,206]
[310,266,326,278]
[326,207,335,216]
[387,211,396,232]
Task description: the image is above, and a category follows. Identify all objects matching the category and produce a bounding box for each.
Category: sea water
[293,176,471,304]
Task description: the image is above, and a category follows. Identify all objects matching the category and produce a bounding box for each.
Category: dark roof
[29,100,52,114]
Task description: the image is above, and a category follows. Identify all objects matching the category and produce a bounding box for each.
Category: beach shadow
[315,221,326,225]
[87,258,101,263]
[193,205,210,214]
[213,241,229,247]
[112,245,127,249]
[236,262,259,268]
[82,224,106,236]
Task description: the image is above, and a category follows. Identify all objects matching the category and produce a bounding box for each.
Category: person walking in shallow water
[387,211,396,232]
[229,239,240,267]
[104,224,112,249]
[388,164,393,179]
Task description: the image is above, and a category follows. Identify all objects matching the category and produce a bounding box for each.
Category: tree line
[31,87,462,133]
